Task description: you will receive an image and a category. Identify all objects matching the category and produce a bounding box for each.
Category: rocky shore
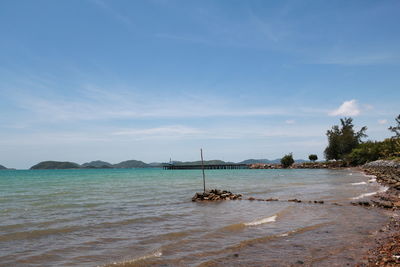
[358,160,400,266]
[364,160,400,189]
[192,189,242,201]
[249,161,348,169]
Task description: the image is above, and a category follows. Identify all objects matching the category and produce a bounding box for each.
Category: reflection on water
[0,169,388,266]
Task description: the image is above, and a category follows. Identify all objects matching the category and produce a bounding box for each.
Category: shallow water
[0,168,388,266]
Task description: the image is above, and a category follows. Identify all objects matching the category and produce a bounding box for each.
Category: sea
[0,168,389,266]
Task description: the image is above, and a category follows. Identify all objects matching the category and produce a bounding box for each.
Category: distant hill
[113,160,149,168]
[0,164,8,170]
[27,158,310,170]
[30,161,81,170]
[82,160,113,168]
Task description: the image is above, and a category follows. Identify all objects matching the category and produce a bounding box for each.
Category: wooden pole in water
[200,148,206,193]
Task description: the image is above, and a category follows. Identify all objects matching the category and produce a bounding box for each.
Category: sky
[0,0,399,169]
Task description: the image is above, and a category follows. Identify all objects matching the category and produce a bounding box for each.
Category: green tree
[389,114,400,138]
[324,117,367,160]
[345,141,381,166]
[281,153,294,168]
[388,114,400,157]
[308,154,318,162]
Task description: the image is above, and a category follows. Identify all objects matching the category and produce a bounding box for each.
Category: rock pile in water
[192,189,242,201]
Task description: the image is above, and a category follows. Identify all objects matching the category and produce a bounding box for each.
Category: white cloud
[285,119,295,124]
[378,119,388,125]
[329,100,361,117]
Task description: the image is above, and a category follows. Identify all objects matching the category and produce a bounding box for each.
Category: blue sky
[1,0,399,169]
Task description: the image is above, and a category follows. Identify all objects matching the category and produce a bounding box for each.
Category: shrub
[345,141,381,166]
[281,153,294,168]
[308,154,318,162]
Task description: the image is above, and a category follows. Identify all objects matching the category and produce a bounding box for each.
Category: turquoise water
[0,168,388,266]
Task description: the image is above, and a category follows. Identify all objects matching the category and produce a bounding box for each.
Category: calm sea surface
[0,168,389,266]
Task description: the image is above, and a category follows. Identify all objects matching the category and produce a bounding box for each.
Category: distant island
[30,161,82,170]
[28,159,308,170]
[0,164,8,170]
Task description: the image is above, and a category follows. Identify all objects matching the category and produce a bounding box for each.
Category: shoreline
[357,160,400,266]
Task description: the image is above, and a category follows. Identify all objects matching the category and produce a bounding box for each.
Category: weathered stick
[201,148,206,193]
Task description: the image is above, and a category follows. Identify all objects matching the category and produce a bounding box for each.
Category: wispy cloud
[315,50,400,66]
[90,0,134,27]
[378,119,388,125]
[112,125,203,139]
[248,10,289,43]
[7,83,293,122]
[329,100,361,117]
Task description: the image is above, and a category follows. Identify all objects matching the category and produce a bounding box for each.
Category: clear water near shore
[0,168,389,266]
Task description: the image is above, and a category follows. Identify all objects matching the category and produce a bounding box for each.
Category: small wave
[351,182,367,185]
[0,226,80,242]
[368,178,376,183]
[363,174,376,178]
[244,215,277,226]
[232,222,331,250]
[141,230,192,244]
[104,250,162,266]
[352,187,388,200]
[352,192,378,200]
[220,214,278,231]
[220,223,246,232]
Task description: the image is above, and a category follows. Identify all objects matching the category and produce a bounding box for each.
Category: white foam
[352,192,378,199]
[109,250,162,266]
[352,186,389,200]
[351,182,367,185]
[368,178,376,183]
[348,173,353,176]
[245,215,277,226]
[279,233,288,237]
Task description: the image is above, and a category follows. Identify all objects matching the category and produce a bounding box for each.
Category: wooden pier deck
[163,164,249,170]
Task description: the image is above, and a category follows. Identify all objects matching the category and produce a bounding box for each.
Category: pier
[163,164,249,170]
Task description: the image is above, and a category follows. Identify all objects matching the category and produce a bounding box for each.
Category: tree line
[280,114,400,168]
[325,114,400,165]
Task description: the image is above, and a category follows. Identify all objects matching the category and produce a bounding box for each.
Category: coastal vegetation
[280,153,294,168]
[324,117,367,161]
[325,115,400,166]
[308,154,318,162]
